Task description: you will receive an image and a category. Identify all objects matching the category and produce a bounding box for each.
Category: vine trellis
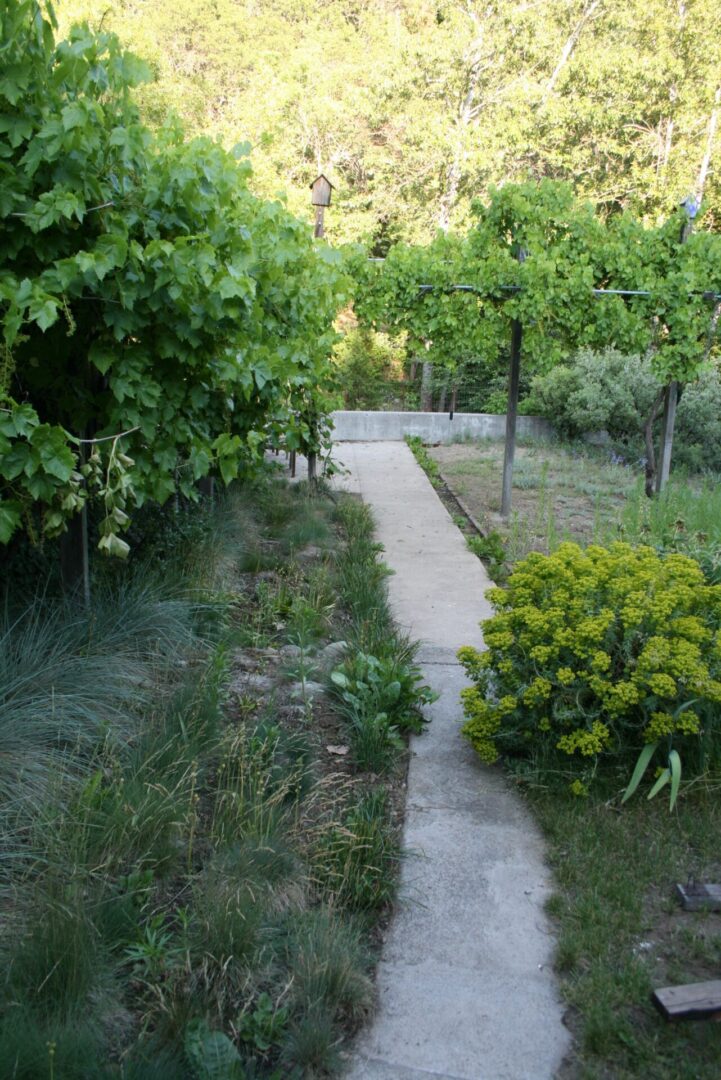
[352,181,721,516]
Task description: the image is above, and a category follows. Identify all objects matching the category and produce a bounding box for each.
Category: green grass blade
[647,767,671,800]
[669,749,682,811]
[622,742,657,804]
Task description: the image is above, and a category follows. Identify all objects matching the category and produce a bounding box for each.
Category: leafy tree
[57,0,721,242]
[0,1,347,550]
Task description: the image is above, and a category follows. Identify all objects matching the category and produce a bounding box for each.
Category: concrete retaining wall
[330,410,554,443]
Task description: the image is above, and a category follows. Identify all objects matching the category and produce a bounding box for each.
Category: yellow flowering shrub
[459,542,721,785]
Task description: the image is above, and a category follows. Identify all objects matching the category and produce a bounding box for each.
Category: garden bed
[0,474,425,1077]
[427,437,721,578]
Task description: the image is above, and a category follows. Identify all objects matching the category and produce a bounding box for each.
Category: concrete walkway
[331,442,570,1080]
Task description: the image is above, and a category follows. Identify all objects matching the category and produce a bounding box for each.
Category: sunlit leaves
[0,1,347,549]
[353,181,721,387]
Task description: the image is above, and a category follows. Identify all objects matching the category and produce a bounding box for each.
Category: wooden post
[314,206,325,239]
[60,505,90,607]
[501,318,523,518]
[655,381,678,494]
[656,200,695,493]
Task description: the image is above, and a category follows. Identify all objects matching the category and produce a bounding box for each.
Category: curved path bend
[331,441,570,1080]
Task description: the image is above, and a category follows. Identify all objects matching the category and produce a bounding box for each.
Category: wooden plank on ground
[653,981,721,1022]
[676,882,721,912]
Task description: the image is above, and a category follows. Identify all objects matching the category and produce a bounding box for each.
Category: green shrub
[458,542,721,797]
[330,651,434,736]
[467,531,508,583]
[333,328,407,410]
[675,371,721,473]
[329,650,434,772]
[529,347,659,442]
[531,348,721,472]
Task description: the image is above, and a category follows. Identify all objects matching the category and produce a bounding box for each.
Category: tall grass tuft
[312,789,399,912]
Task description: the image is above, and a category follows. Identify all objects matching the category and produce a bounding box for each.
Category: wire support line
[414,283,721,301]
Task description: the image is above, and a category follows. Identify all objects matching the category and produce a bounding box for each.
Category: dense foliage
[0,1,347,550]
[531,347,721,471]
[332,327,409,410]
[58,1,721,244]
[354,183,720,370]
[458,542,721,796]
[352,181,721,483]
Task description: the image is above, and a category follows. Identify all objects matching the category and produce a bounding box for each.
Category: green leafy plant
[237,993,289,1056]
[0,2,348,551]
[458,541,721,802]
[330,651,435,735]
[125,914,183,980]
[184,1019,245,1080]
[467,531,508,583]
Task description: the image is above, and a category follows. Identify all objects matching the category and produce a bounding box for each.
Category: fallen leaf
[326,745,349,756]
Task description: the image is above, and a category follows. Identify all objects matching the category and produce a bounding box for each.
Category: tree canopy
[58,0,721,244]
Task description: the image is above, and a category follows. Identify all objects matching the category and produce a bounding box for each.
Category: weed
[211,723,308,847]
[405,435,441,486]
[312,790,399,912]
[237,991,290,1056]
[466,531,508,582]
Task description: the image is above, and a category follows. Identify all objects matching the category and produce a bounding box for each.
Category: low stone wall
[330,410,554,443]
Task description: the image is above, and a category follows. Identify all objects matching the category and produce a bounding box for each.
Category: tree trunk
[539,0,603,109]
[420,361,433,411]
[696,86,720,203]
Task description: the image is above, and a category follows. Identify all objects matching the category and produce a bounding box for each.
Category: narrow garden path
[331,442,571,1080]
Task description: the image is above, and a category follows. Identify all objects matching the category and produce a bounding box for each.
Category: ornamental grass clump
[458,542,721,799]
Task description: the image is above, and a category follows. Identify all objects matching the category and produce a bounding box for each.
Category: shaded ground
[429,440,640,560]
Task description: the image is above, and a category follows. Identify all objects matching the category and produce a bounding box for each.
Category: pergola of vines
[350,182,721,514]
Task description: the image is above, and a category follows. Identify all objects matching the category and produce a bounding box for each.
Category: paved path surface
[330,442,570,1080]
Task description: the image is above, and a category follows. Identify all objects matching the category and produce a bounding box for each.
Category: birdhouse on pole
[310,174,334,238]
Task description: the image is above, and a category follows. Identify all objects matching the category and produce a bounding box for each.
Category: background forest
[57,0,721,248]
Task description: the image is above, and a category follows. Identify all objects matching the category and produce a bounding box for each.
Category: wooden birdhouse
[310,174,334,207]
